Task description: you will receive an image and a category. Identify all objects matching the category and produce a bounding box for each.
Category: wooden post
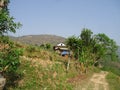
[67,51,71,72]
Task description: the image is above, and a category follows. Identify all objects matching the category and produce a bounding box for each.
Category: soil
[74,71,109,90]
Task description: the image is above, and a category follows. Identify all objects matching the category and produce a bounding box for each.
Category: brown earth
[74,71,109,90]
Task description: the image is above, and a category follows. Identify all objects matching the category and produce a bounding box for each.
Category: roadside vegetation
[66,28,120,90]
[5,44,99,90]
[0,0,22,89]
[101,58,120,90]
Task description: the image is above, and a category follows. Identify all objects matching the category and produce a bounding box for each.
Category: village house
[53,43,70,56]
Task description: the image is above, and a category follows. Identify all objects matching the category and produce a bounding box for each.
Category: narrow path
[74,71,109,90]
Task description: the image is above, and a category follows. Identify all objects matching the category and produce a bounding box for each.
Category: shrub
[0,36,23,88]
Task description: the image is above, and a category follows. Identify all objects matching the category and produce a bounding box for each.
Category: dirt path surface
[74,71,109,90]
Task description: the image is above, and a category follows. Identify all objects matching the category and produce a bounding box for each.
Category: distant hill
[10,34,66,46]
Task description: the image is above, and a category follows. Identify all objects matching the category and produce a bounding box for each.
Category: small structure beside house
[53,43,70,56]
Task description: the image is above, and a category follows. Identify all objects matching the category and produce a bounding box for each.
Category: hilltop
[10,34,66,45]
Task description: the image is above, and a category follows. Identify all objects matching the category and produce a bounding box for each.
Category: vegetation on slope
[100,47,120,90]
[66,29,118,73]
[66,28,120,90]
[0,0,22,89]
[101,58,120,90]
[6,44,84,90]
[3,29,120,90]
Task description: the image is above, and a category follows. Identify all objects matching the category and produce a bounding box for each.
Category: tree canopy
[0,0,21,35]
[66,28,118,67]
[0,1,22,88]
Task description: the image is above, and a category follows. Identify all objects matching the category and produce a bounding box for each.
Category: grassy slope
[101,58,120,90]
[7,43,120,90]
[8,45,81,90]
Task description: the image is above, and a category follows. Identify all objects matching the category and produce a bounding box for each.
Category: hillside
[10,34,66,45]
[117,46,120,59]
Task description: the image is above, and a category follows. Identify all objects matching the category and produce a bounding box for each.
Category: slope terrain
[10,34,66,45]
[74,71,109,90]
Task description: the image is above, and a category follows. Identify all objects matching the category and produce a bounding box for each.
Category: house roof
[57,43,66,46]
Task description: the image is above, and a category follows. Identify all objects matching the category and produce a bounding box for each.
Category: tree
[80,28,93,47]
[0,0,21,35]
[66,28,118,73]
[94,33,118,61]
[66,35,81,59]
[66,29,94,73]
[0,0,22,88]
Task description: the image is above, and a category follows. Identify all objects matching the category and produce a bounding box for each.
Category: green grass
[8,44,120,90]
[101,59,120,90]
[101,60,120,76]
[106,72,120,90]
[8,55,76,90]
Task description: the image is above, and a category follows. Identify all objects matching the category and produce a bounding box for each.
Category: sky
[9,0,120,45]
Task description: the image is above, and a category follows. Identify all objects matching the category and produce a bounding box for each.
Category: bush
[0,36,23,88]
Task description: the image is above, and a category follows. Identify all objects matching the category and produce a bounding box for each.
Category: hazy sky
[9,0,120,45]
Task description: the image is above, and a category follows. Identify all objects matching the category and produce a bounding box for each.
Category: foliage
[0,0,22,35]
[0,36,23,74]
[94,33,118,61]
[45,43,51,49]
[0,10,21,35]
[7,54,77,90]
[0,36,23,89]
[80,28,93,47]
[0,0,22,88]
[0,0,22,74]
[26,45,37,52]
[40,43,51,50]
[102,56,120,90]
[106,72,120,90]
[101,57,120,76]
[66,28,118,73]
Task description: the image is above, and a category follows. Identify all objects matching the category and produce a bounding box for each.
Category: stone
[0,74,6,90]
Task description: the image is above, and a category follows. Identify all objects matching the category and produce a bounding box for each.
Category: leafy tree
[0,0,21,35]
[80,28,93,47]
[66,35,81,59]
[0,0,22,88]
[94,33,118,61]
[66,28,118,73]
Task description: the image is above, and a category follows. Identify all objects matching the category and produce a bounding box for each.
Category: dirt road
[74,71,109,90]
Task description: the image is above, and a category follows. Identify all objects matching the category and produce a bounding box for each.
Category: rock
[0,74,6,90]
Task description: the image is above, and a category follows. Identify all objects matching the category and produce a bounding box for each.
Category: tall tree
[66,35,81,59]
[94,33,118,61]
[80,28,93,47]
[66,28,118,67]
[0,1,22,88]
[0,0,21,35]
